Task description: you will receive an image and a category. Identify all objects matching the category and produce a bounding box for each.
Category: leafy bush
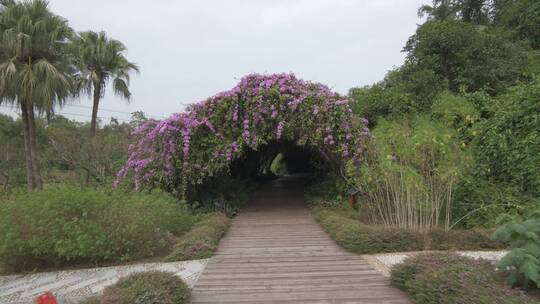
[0,186,196,273]
[312,206,503,253]
[98,271,190,304]
[452,79,540,228]
[305,173,349,208]
[391,253,536,304]
[164,213,230,261]
[474,80,540,197]
[492,210,540,289]
[431,91,480,142]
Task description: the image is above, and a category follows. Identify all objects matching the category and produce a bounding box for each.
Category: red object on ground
[35,292,58,304]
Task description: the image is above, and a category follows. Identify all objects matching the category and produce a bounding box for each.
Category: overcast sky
[2,0,426,123]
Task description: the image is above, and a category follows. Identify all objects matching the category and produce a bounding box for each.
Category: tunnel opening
[229,140,331,182]
[185,140,335,214]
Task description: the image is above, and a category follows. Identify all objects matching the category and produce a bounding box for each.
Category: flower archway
[116,73,370,196]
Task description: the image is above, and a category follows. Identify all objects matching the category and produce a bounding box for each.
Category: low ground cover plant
[164,213,230,261]
[391,253,537,304]
[492,210,540,289]
[311,206,503,253]
[0,185,197,273]
[84,271,190,304]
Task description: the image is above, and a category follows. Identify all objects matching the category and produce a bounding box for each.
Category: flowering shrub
[116,73,368,196]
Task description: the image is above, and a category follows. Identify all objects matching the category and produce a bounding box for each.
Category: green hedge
[312,207,423,253]
[0,186,197,273]
[164,213,230,261]
[92,271,190,304]
[428,228,502,250]
[391,253,537,304]
[311,206,503,253]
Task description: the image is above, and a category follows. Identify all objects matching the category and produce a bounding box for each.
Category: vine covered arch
[116,73,370,196]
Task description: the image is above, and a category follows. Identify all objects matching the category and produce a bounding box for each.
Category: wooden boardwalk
[192,176,411,303]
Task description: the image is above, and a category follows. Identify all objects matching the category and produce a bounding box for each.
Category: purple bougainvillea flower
[114,73,369,195]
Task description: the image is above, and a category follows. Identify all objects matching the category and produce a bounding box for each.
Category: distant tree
[404,19,531,94]
[71,31,139,136]
[418,0,459,20]
[493,0,540,49]
[0,0,74,190]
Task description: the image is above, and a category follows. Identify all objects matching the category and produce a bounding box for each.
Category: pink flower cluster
[115,73,370,192]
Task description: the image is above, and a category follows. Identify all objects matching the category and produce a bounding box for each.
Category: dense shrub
[0,186,196,273]
[98,271,190,304]
[312,206,503,253]
[492,210,540,289]
[474,80,540,197]
[164,213,230,261]
[428,228,503,250]
[391,253,537,304]
[452,79,540,228]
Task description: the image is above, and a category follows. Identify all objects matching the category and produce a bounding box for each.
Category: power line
[0,104,166,120]
[1,105,132,122]
[61,104,167,119]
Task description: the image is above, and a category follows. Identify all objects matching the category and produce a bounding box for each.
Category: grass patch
[0,185,198,274]
[85,271,190,304]
[164,213,230,261]
[391,253,538,304]
[311,206,503,253]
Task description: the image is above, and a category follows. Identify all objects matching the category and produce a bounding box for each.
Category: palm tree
[0,0,74,190]
[72,31,139,136]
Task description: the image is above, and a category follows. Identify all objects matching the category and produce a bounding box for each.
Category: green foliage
[492,210,540,289]
[431,91,480,141]
[270,153,287,176]
[452,176,538,228]
[70,30,139,135]
[44,116,131,185]
[99,271,190,304]
[353,116,469,231]
[404,19,532,95]
[348,82,413,124]
[0,0,74,108]
[189,177,257,216]
[391,253,537,304]
[0,113,136,189]
[305,173,349,208]
[164,213,230,261]
[474,79,540,196]
[0,186,196,273]
[495,0,540,49]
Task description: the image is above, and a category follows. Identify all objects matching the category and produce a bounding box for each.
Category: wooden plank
[192,176,411,303]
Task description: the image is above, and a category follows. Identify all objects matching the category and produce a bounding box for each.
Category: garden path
[192,175,412,304]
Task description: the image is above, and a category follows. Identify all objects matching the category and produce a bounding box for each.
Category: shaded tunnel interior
[230,140,331,182]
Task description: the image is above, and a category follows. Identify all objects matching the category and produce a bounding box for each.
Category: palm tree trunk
[20,101,36,191]
[90,84,101,137]
[27,100,43,190]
